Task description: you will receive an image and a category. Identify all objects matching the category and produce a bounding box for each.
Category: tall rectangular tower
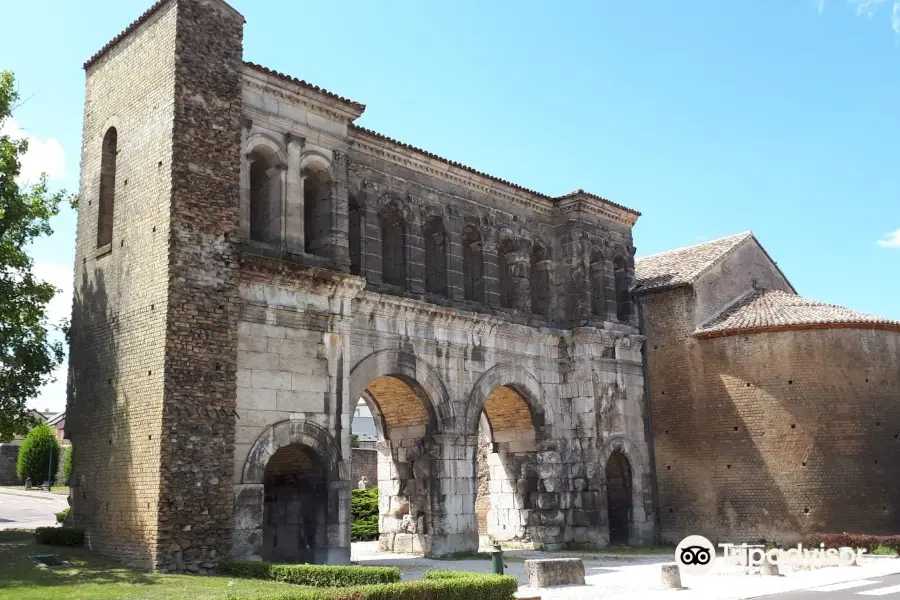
[67,0,244,571]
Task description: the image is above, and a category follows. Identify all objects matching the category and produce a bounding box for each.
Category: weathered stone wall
[72,0,655,570]
[351,447,377,487]
[68,0,178,568]
[642,277,900,545]
[0,445,19,486]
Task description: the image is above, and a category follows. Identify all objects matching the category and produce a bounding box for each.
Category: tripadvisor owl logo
[675,535,716,575]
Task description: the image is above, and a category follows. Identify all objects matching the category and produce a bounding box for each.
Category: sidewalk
[0,486,68,501]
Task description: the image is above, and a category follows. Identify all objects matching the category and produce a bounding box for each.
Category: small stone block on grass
[524,558,585,588]
[661,563,682,589]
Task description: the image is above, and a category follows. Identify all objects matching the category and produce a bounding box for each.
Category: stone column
[482,239,500,307]
[284,135,305,252]
[446,207,465,301]
[330,150,351,272]
[364,203,382,286]
[431,434,479,556]
[508,251,532,313]
[407,205,426,295]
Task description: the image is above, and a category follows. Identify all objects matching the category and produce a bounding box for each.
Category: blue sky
[4,0,899,412]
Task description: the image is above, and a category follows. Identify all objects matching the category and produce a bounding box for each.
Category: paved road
[0,488,69,529]
[765,573,900,598]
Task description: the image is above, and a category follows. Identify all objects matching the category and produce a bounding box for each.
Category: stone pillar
[330,150,351,272]
[363,201,382,286]
[482,240,500,307]
[232,484,264,560]
[509,251,531,313]
[284,136,305,252]
[325,480,352,564]
[431,434,479,556]
[446,208,465,302]
[407,205,425,295]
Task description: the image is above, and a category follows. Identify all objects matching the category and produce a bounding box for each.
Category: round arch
[465,363,546,436]
[244,133,287,165]
[599,435,649,539]
[241,419,344,485]
[349,349,455,432]
[299,150,332,173]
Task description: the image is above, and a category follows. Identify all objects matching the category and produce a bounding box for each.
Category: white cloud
[29,363,68,415]
[892,2,900,32]
[0,118,66,185]
[876,228,900,248]
[34,261,74,326]
[850,0,890,16]
[817,0,826,15]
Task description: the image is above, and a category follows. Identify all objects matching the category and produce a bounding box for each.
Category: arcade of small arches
[240,134,635,323]
[233,356,647,563]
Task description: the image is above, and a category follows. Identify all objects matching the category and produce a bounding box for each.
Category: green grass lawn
[0,535,299,600]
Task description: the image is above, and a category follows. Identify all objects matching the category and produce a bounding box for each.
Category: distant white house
[351,398,377,444]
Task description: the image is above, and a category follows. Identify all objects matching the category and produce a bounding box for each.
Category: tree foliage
[0,70,67,442]
[63,444,72,483]
[15,422,60,484]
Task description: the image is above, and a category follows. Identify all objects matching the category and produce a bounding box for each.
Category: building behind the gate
[66,0,654,572]
[635,233,900,545]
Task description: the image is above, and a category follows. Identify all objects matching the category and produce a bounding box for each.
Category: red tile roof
[634,232,753,292]
[351,125,640,216]
[243,62,366,111]
[695,289,900,338]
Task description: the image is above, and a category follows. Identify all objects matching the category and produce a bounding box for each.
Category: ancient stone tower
[68,0,655,572]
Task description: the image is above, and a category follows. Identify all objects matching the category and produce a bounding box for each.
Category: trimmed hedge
[33,526,84,546]
[234,571,518,600]
[55,508,70,524]
[16,423,60,484]
[218,560,401,587]
[810,533,900,553]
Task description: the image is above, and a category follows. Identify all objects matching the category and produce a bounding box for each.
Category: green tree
[15,422,60,484]
[0,70,67,442]
[62,444,72,483]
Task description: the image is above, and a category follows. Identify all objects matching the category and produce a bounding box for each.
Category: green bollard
[491,544,504,575]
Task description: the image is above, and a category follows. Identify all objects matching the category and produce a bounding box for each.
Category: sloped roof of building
[634,232,754,292]
[695,289,900,338]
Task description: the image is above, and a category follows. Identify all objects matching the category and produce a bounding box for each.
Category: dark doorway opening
[606,450,633,545]
[262,444,328,563]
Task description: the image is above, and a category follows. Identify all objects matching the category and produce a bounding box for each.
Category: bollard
[661,563,682,589]
[760,560,780,576]
[492,544,504,575]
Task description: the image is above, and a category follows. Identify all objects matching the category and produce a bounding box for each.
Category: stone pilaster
[284,135,304,252]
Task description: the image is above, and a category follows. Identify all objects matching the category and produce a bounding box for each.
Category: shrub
[34,526,84,546]
[55,508,70,524]
[351,486,379,542]
[226,571,518,600]
[809,533,900,554]
[16,423,61,484]
[63,445,73,483]
[218,560,401,587]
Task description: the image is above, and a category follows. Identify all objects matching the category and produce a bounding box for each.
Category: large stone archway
[467,365,546,546]
[233,420,349,564]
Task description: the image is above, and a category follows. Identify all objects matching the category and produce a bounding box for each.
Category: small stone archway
[348,350,457,555]
[466,365,546,545]
[233,420,349,565]
[599,436,653,546]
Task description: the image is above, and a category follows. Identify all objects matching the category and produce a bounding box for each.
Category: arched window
[590,249,607,317]
[303,163,332,256]
[614,256,631,321]
[462,225,484,302]
[530,243,550,317]
[498,239,516,309]
[424,216,448,297]
[97,127,117,248]
[249,147,282,244]
[348,194,362,276]
[380,204,406,289]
